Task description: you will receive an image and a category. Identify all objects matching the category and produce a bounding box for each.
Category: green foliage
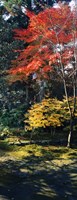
[0,126,12,139]
[3,0,22,12]
[0,104,27,128]
[3,0,32,12]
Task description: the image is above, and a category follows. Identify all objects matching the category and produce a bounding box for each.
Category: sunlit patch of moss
[20,168,32,174]
[7,145,77,161]
[23,144,44,157]
[0,142,77,163]
[37,187,57,198]
[7,144,44,159]
[57,147,77,160]
[5,137,19,144]
[9,150,30,159]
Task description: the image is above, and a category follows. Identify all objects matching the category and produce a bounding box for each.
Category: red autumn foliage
[9,3,77,80]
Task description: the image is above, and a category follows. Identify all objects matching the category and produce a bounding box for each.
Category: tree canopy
[9,4,77,80]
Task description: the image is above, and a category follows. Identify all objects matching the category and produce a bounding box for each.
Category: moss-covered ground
[0,139,77,200]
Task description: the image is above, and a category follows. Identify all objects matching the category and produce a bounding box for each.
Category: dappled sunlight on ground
[0,144,77,199]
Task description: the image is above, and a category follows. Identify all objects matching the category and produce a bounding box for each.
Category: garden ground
[0,141,77,200]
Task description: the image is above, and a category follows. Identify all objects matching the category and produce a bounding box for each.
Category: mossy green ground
[0,140,77,200]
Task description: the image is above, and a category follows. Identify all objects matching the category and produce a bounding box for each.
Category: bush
[0,126,12,139]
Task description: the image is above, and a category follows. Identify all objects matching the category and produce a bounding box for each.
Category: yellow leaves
[24,98,63,130]
[24,97,77,131]
[48,114,62,127]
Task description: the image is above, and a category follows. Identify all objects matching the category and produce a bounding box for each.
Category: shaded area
[0,150,77,200]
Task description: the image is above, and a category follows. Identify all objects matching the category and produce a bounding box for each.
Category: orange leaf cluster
[9,4,77,80]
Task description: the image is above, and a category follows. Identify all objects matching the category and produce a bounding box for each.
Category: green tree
[0,3,30,129]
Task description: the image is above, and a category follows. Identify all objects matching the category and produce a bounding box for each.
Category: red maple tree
[9,4,76,78]
[9,3,77,147]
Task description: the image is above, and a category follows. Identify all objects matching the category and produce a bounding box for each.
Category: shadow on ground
[0,152,77,200]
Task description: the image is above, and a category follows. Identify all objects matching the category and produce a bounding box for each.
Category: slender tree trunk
[67,116,73,147]
[67,0,77,148]
[30,131,33,143]
[26,84,29,103]
[38,80,45,102]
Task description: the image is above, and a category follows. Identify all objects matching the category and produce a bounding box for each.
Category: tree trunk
[26,85,29,103]
[67,116,74,148]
